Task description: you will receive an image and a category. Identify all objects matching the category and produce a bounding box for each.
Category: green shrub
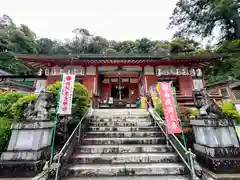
[11,94,37,121]
[221,102,240,122]
[191,109,199,117]
[46,81,90,145]
[190,103,240,122]
[0,92,24,118]
[155,103,164,118]
[0,117,12,152]
[46,81,90,117]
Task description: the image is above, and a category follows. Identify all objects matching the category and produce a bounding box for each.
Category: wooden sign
[156,66,202,77]
[37,67,85,76]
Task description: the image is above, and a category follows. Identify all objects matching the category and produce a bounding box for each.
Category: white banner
[58,74,75,115]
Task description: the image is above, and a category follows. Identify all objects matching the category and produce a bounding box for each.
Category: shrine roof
[207,77,240,88]
[15,52,224,60]
[14,53,225,70]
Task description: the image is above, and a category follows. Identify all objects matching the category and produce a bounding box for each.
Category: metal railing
[152,89,222,98]
[53,109,90,180]
[176,90,222,97]
[31,107,91,180]
[147,102,202,180]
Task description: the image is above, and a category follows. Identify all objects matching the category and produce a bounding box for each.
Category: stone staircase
[61,109,189,180]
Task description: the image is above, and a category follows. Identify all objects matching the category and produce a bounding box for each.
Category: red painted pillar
[83,75,96,97]
[143,75,157,94]
[83,66,98,97]
[178,76,193,95]
[142,66,157,95]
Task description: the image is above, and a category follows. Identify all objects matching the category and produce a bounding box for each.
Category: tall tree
[169,0,240,40]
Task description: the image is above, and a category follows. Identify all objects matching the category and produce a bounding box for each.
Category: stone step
[94,108,148,112]
[86,131,163,138]
[76,144,172,154]
[91,117,151,122]
[62,175,190,180]
[70,153,179,164]
[75,144,173,154]
[93,110,149,118]
[89,126,159,132]
[89,121,153,127]
[82,137,165,145]
[93,109,148,115]
[62,163,185,177]
[93,115,149,119]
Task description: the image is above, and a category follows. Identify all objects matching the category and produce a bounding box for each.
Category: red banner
[159,82,181,134]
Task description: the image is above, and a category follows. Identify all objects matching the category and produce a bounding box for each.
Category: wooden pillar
[178,75,193,95]
[83,66,97,97]
[143,66,157,94]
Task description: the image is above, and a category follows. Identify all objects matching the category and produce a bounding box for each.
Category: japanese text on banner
[58,74,75,115]
[159,82,181,134]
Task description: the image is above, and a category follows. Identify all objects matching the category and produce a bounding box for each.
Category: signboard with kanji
[58,74,75,115]
[159,82,181,134]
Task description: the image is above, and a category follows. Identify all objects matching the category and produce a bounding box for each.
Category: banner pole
[50,75,63,164]
[170,81,188,149]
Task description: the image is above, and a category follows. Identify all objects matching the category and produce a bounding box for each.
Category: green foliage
[46,81,90,117]
[169,0,240,40]
[190,103,240,122]
[221,102,240,122]
[0,52,32,75]
[0,117,12,152]
[11,94,37,121]
[0,92,24,118]
[168,0,240,82]
[206,40,240,83]
[154,103,164,119]
[191,109,199,117]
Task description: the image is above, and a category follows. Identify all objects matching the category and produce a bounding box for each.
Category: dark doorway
[111,84,129,99]
[111,85,119,99]
[122,85,129,99]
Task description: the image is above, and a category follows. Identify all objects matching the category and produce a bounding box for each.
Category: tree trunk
[233,8,240,39]
[235,18,240,39]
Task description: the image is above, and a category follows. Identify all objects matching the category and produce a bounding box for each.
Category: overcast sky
[1,0,179,41]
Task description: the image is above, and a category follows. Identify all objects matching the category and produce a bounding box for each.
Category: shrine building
[15,53,223,107]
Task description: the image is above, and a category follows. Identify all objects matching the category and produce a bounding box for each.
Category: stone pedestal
[191,118,240,174]
[0,121,53,177]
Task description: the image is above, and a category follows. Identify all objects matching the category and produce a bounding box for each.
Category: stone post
[191,89,240,174]
[0,92,55,178]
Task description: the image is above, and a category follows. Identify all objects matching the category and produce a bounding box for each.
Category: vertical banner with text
[159,82,181,134]
[58,74,75,115]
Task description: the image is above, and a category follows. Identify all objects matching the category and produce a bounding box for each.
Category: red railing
[233,90,240,100]
[175,89,222,98]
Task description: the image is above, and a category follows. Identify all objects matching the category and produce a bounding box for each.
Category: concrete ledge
[1,147,51,161]
[11,121,54,130]
[190,119,233,127]
[195,151,240,174]
[0,160,44,178]
[203,167,240,180]
[194,143,240,158]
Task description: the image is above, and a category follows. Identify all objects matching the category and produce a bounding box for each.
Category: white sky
[1,0,178,41]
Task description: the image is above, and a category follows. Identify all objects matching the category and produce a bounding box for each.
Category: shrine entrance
[111,84,129,100]
[98,69,140,108]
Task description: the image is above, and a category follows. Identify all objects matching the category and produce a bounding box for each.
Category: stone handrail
[147,104,202,180]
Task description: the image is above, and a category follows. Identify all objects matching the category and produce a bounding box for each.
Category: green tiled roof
[14,52,225,60]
